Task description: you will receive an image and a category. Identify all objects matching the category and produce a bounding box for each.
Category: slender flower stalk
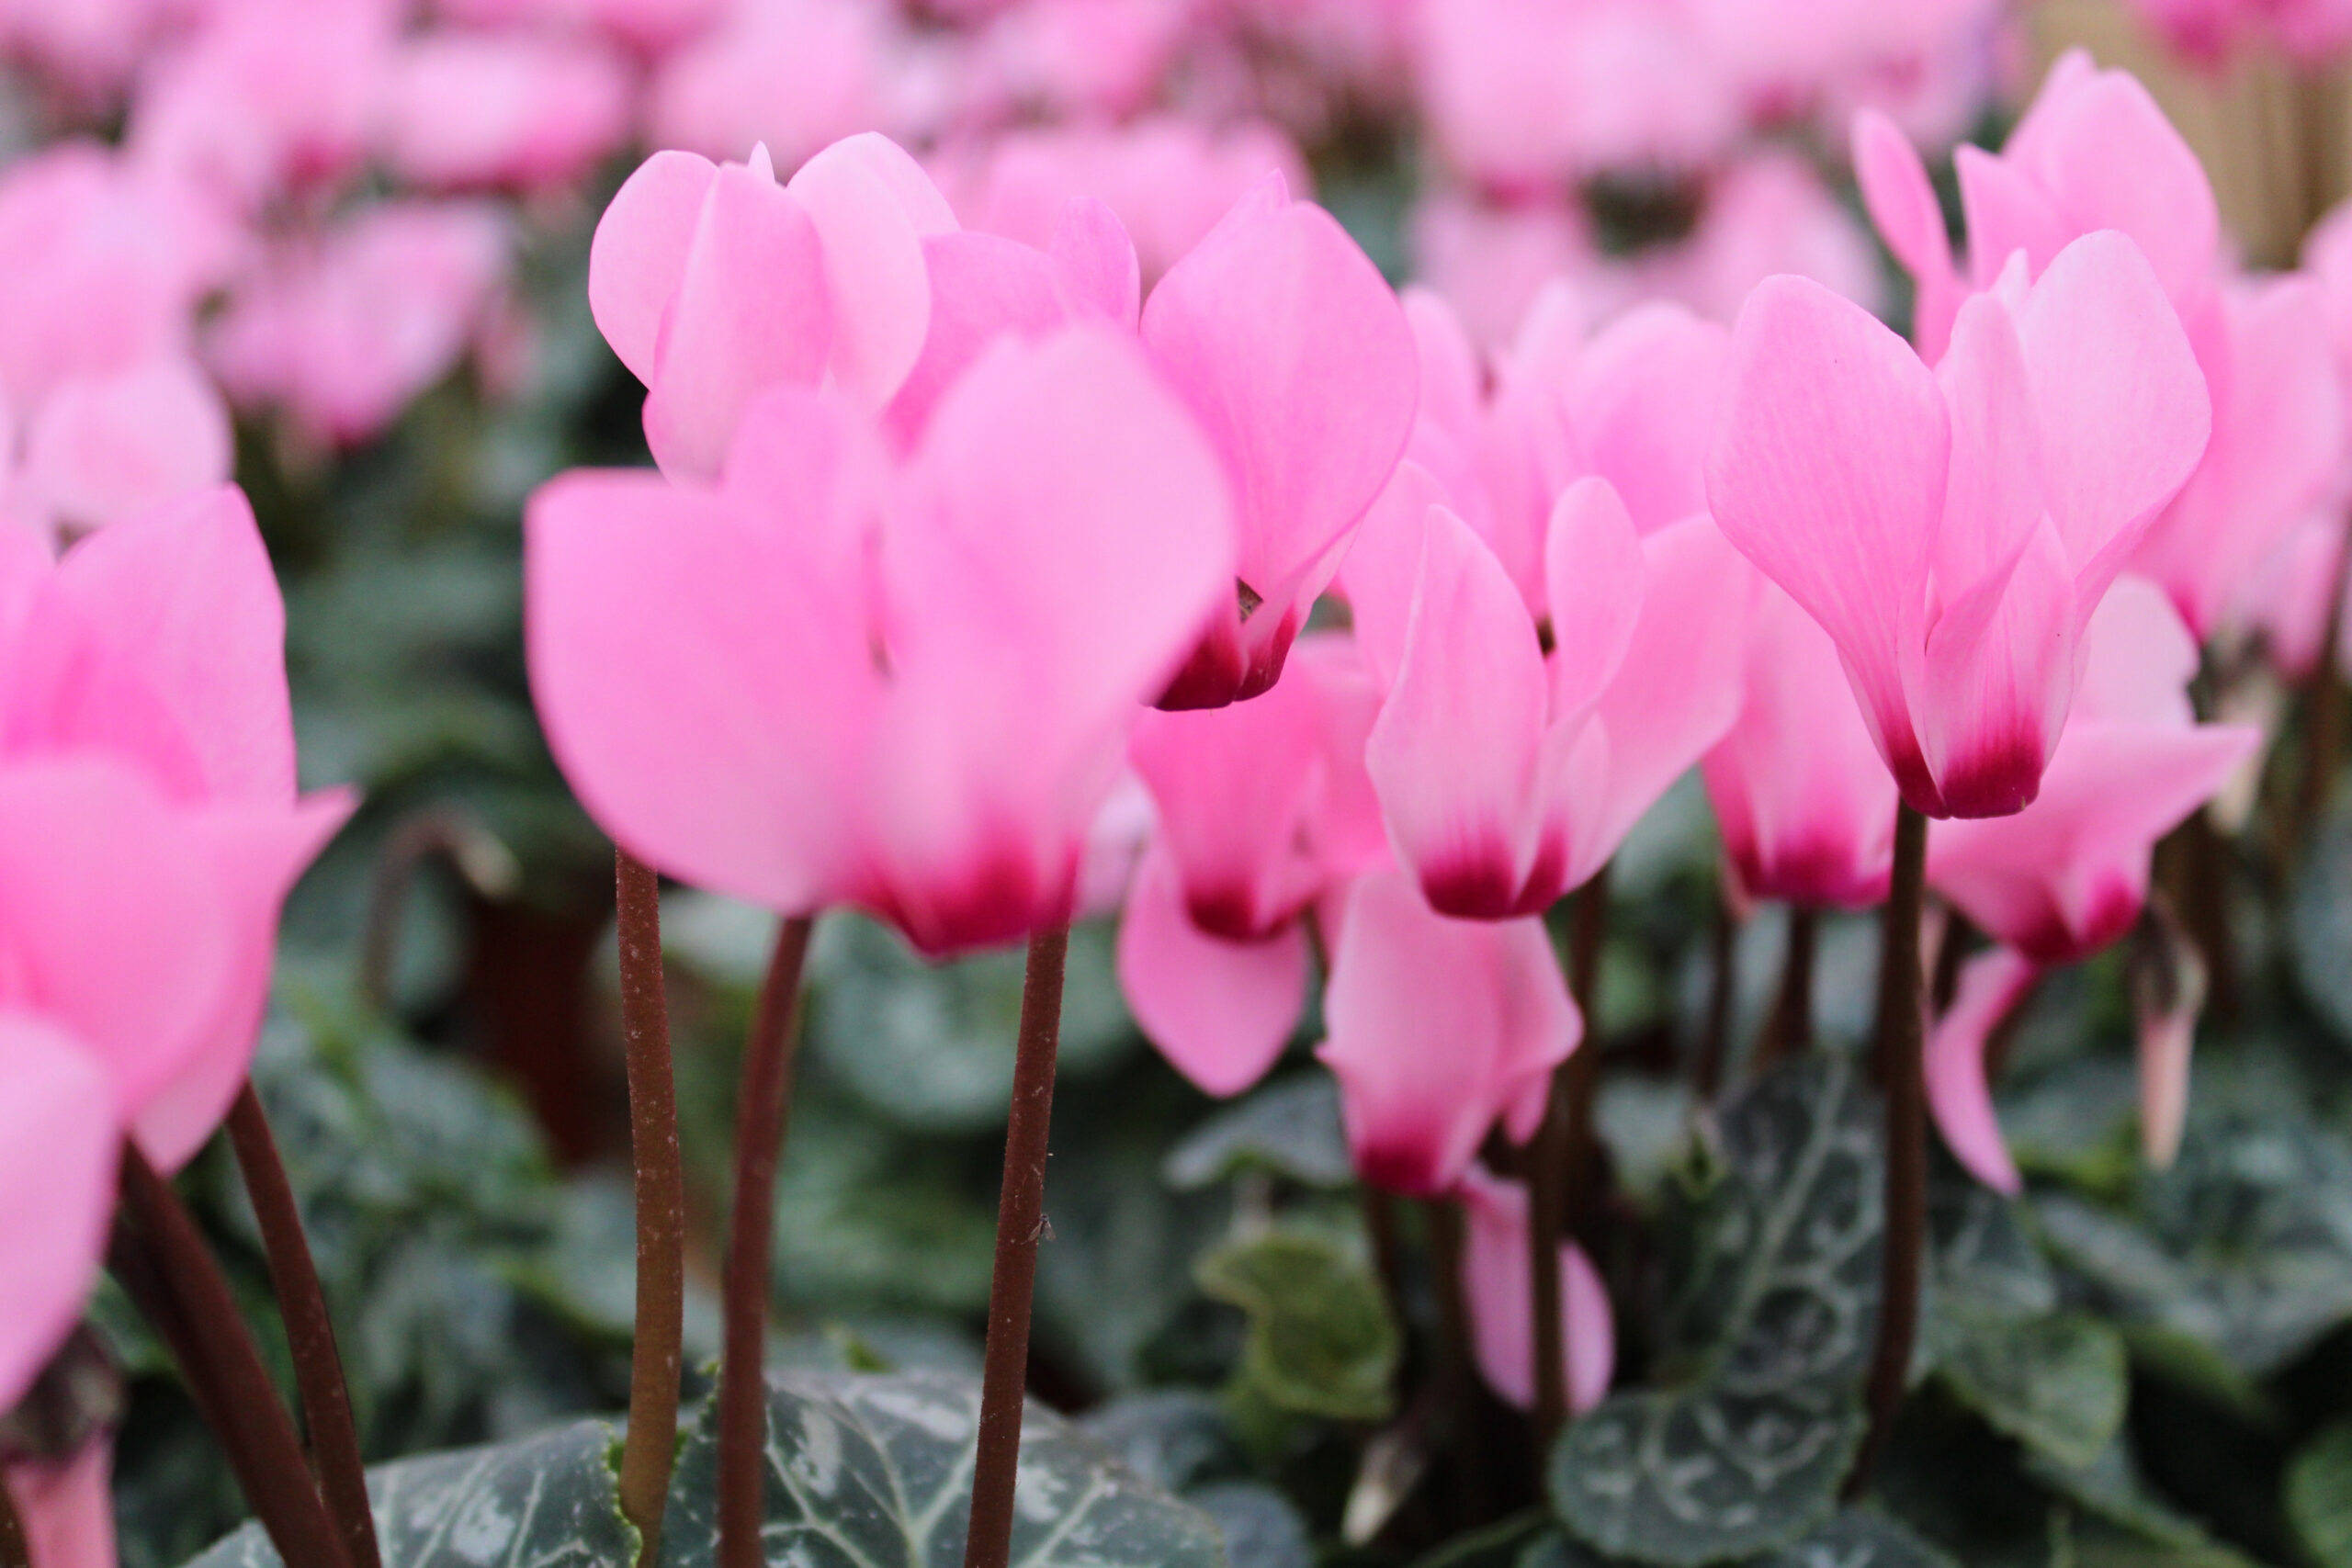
[1528,867,1610,1450]
[612,849,686,1564]
[1848,805,1928,1498]
[224,1087,380,1568]
[1753,906,1818,1072]
[1693,896,1738,1100]
[1424,1197,1488,1526]
[963,923,1072,1568]
[108,1142,350,1568]
[1,1482,26,1568]
[718,915,816,1568]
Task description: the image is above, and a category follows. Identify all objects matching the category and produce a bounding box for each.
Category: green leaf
[1749,1511,1958,1567]
[1163,1074,1353,1192]
[1196,1228,1399,1423]
[807,917,1134,1133]
[1189,1482,1313,1568]
[1550,1058,1882,1567]
[2286,1419,2352,1568]
[1405,1512,1553,1568]
[181,1418,634,1568]
[1935,1314,2127,1472]
[2026,1441,2216,1554]
[659,1369,1226,1568]
[2289,799,2352,1047]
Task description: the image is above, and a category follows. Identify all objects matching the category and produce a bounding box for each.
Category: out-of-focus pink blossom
[129,0,396,212]
[19,358,233,539]
[2122,0,2352,66]
[1117,634,1385,1094]
[0,488,357,1166]
[0,0,177,102]
[1315,870,1577,1195]
[1923,580,2256,1192]
[527,330,1238,957]
[209,201,509,447]
[1415,0,1741,187]
[953,0,1193,124]
[588,134,962,477]
[1707,234,2211,819]
[1702,579,1899,909]
[3,1439,115,1568]
[432,0,731,51]
[1410,152,1883,349]
[1457,1165,1612,1415]
[0,1010,119,1416]
[927,118,1309,284]
[381,31,634,193]
[645,0,909,171]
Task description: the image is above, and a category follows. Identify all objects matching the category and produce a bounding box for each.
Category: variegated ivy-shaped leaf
[1550,1058,1882,1567]
[658,1370,1227,1568]
[1749,1512,1955,1568]
[181,1418,636,1568]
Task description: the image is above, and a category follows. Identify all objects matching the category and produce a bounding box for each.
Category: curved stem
[963,925,1071,1568]
[1847,804,1929,1499]
[110,1141,350,1568]
[718,916,816,1568]
[225,1088,380,1568]
[1528,867,1611,1452]
[613,850,686,1565]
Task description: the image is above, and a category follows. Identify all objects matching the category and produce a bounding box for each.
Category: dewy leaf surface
[658,1369,1227,1568]
[181,1418,636,1568]
[1549,1058,1883,1567]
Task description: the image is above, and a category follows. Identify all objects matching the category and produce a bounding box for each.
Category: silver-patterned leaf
[1934,1314,2125,1472]
[1163,1075,1352,1192]
[181,1418,635,1568]
[1551,1059,1881,1567]
[658,1370,1226,1568]
[1749,1511,1956,1567]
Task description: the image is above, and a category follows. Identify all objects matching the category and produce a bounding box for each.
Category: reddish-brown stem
[109,1141,350,1568]
[0,1482,27,1568]
[1752,906,1819,1074]
[1528,869,1611,1453]
[718,916,816,1568]
[1847,804,1929,1499]
[225,1088,380,1568]
[962,924,1071,1568]
[1425,1197,1489,1525]
[613,849,687,1565]
[1692,894,1738,1100]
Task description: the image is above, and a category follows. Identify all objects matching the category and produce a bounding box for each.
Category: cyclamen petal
[1924,946,2041,1194]
[587,149,717,385]
[1458,1167,1613,1416]
[1116,845,1307,1098]
[1317,871,1579,1197]
[4,1440,116,1568]
[0,1015,116,1414]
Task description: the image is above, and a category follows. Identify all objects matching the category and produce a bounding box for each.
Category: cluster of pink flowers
[521,42,2319,1427]
[2121,0,2352,66]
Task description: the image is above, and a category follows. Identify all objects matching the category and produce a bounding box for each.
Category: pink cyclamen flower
[1702,578,1899,910]
[1856,57,2343,641]
[1457,1166,1613,1416]
[1117,634,1386,1095]
[1315,870,1579,1195]
[1922,578,2256,1192]
[1359,479,1750,919]
[0,487,357,1167]
[3,1438,114,1568]
[871,168,1417,709]
[527,328,1237,957]
[208,202,509,448]
[589,133,959,480]
[1706,233,2211,820]
[18,358,234,540]
[379,30,634,193]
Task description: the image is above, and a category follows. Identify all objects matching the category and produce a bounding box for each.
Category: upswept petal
[1335,460,1451,694]
[1139,177,1418,615]
[1934,290,2045,604]
[1457,1167,1613,1416]
[1924,946,2041,1194]
[1851,109,1952,294]
[2072,576,2198,728]
[1707,275,1946,802]
[1702,580,1898,909]
[587,149,716,384]
[44,484,293,804]
[1542,477,1645,721]
[1046,197,1141,328]
[1577,515,1753,872]
[0,760,236,1118]
[137,790,357,1172]
[2012,231,2210,592]
[1919,516,2075,818]
[786,132,956,411]
[0,1015,115,1415]
[642,160,831,479]
[1563,303,1729,535]
[4,1439,117,1568]
[2131,276,2342,637]
[885,231,1068,449]
[526,468,876,917]
[1952,144,2069,294]
[22,357,233,534]
[1365,508,1550,919]
[1317,872,1579,1196]
[1116,844,1307,1098]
